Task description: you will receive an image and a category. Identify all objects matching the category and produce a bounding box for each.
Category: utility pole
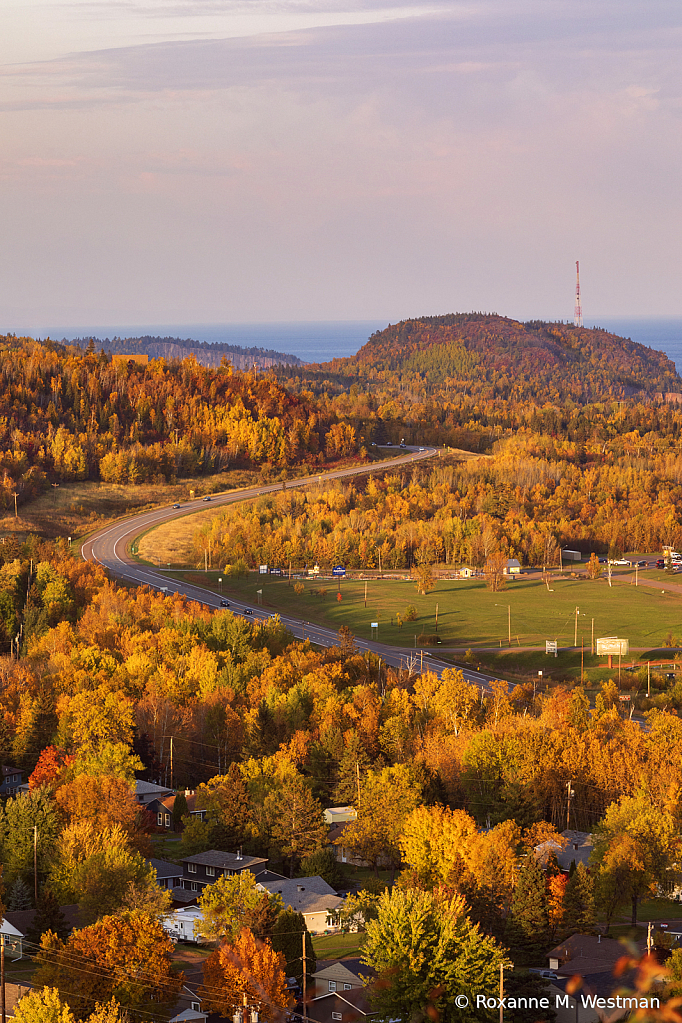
[1,936,5,1023]
[34,826,38,904]
[647,921,653,956]
[435,603,439,632]
[420,649,423,674]
[499,962,504,1023]
[591,618,594,656]
[581,637,584,682]
[12,494,17,519]
[566,780,574,829]
[364,581,367,608]
[574,607,579,647]
[356,762,361,805]
[170,737,173,790]
[648,661,651,698]
[302,932,308,1022]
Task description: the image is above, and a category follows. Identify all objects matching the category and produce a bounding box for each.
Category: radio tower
[574,260,583,327]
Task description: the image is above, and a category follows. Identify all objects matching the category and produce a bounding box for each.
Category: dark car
[636,560,648,567]
[656,559,665,568]
[172,503,181,509]
[203,496,212,502]
[243,608,253,616]
[220,599,230,607]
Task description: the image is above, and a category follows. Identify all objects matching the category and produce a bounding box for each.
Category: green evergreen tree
[505,857,550,967]
[7,876,33,910]
[298,848,344,889]
[561,862,595,935]
[172,791,188,830]
[332,730,371,805]
[26,889,71,946]
[271,907,315,983]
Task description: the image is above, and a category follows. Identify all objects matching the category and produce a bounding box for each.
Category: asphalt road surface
[81,447,502,693]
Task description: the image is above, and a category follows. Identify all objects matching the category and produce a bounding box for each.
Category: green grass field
[164,569,682,655]
[312,931,366,959]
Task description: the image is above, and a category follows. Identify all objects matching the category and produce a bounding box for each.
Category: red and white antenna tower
[574,260,583,327]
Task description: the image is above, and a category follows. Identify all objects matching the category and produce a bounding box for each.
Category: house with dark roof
[535,830,593,872]
[310,987,377,1023]
[180,850,268,893]
[548,933,626,976]
[256,876,344,933]
[135,780,174,805]
[312,959,371,998]
[0,766,22,797]
[149,857,183,889]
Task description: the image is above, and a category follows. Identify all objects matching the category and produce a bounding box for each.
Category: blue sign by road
[332,566,346,577]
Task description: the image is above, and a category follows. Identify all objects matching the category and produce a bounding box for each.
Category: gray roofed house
[312,958,372,998]
[256,876,344,934]
[253,868,288,883]
[181,849,268,892]
[548,934,625,976]
[535,830,593,872]
[135,780,175,804]
[310,987,376,1023]
[149,857,183,889]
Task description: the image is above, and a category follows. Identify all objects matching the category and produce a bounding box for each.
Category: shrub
[404,605,418,622]
[294,582,305,595]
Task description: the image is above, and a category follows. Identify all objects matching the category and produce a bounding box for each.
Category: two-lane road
[81,447,502,692]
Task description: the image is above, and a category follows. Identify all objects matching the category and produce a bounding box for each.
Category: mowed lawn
[161,569,682,651]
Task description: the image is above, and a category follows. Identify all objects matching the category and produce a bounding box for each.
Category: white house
[256,876,344,934]
[1,919,25,959]
[162,906,204,944]
[504,558,522,575]
[323,807,357,826]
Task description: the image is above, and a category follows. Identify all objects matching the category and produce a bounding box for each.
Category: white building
[163,906,204,944]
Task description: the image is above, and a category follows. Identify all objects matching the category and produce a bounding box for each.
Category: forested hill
[323,314,680,402]
[71,335,302,371]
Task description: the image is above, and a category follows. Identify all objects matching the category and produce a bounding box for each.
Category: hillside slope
[324,314,679,402]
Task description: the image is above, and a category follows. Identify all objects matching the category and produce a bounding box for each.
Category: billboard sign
[332,566,346,577]
[596,637,629,656]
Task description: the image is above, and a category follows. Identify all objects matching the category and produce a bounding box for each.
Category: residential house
[504,558,522,575]
[180,850,268,893]
[149,858,183,890]
[256,876,344,934]
[0,918,26,959]
[310,987,376,1023]
[323,807,357,827]
[548,933,626,976]
[170,887,199,908]
[535,830,593,872]
[457,565,477,578]
[135,780,174,805]
[147,795,175,831]
[312,959,370,998]
[0,766,22,797]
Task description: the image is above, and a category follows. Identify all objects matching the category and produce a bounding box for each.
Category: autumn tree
[362,888,508,1023]
[33,911,182,1017]
[413,562,435,596]
[485,552,507,592]
[13,987,76,1023]
[201,927,290,1022]
[592,791,680,927]
[265,777,326,876]
[341,765,421,880]
[26,890,71,946]
[587,553,602,580]
[55,774,148,852]
[0,786,62,884]
[194,763,252,849]
[195,872,280,945]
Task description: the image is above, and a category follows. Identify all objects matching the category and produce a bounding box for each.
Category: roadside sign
[332,566,346,577]
[618,694,631,701]
[371,622,378,628]
[259,565,268,574]
[270,567,281,576]
[596,637,629,656]
[546,640,558,655]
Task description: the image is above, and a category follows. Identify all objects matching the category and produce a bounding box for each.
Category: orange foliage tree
[201,927,291,1021]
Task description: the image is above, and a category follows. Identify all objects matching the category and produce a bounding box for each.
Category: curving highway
[81,447,502,692]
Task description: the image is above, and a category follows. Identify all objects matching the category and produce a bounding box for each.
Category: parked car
[635,560,648,567]
[608,559,630,566]
[656,559,665,568]
[220,599,230,607]
[529,969,558,980]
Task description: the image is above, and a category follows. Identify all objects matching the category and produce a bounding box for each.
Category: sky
[1,0,681,330]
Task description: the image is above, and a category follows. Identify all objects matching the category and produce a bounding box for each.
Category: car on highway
[243,608,253,616]
[172,504,181,509]
[656,558,665,568]
[203,496,212,502]
[220,599,230,607]
[418,447,425,452]
[635,560,648,567]
[608,559,630,566]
